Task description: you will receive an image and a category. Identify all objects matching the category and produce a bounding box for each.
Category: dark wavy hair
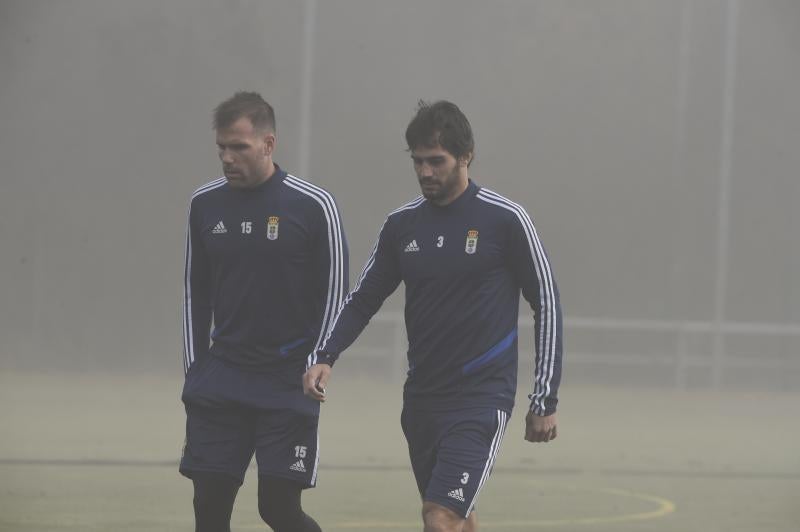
[213,91,275,133]
[405,100,474,164]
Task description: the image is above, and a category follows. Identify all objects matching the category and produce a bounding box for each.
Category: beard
[418,167,462,203]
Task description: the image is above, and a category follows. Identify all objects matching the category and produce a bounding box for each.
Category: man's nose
[219,149,234,164]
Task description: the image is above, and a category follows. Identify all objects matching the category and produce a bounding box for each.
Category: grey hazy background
[1,0,798,390]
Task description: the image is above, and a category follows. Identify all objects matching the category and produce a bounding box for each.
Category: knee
[258,497,301,530]
[422,502,464,532]
[258,477,303,530]
[257,498,277,529]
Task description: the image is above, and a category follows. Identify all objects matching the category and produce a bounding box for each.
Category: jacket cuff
[316,352,337,367]
[528,394,558,416]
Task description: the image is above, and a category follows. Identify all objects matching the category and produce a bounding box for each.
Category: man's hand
[525,411,557,442]
[303,363,332,402]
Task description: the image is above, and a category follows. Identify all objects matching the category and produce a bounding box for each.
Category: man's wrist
[316,353,336,367]
[527,394,558,416]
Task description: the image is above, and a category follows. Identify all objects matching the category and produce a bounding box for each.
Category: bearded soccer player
[303,100,562,532]
[181,92,348,532]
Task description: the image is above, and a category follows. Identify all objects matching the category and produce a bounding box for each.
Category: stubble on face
[412,144,468,206]
[216,117,274,189]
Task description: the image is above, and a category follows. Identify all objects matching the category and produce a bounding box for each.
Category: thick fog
[1,0,798,390]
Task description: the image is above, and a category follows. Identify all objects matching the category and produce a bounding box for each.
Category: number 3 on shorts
[460,472,469,485]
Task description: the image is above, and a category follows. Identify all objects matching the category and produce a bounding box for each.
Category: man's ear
[264,133,276,156]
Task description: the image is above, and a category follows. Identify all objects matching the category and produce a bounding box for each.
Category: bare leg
[463,511,478,532]
[423,501,470,532]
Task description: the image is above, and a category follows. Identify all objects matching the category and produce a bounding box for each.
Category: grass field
[1,370,798,531]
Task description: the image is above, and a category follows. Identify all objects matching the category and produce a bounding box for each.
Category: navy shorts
[179,355,320,487]
[401,405,509,518]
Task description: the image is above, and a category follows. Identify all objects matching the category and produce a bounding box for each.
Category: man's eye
[219,144,248,151]
[412,157,444,166]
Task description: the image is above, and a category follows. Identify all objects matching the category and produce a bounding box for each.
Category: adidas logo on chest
[404,240,420,253]
[212,221,227,234]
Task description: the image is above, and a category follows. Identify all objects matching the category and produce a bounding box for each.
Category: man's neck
[432,174,469,206]
[253,161,277,187]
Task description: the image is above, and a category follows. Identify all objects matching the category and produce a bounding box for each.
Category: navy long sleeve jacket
[183,166,348,375]
[314,180,561,415]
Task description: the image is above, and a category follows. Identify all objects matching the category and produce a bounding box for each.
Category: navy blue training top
[182,166,348,375]
[314,180,562,415]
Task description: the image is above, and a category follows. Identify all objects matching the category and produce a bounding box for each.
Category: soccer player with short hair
[181,91,347,532]
[304,100,563,532]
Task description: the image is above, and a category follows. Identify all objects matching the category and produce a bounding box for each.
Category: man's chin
[420,188,440,201]
[226,176,248,188]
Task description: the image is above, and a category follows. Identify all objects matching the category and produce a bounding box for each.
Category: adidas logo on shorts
[289,459,307,473]
[447,488,465,502]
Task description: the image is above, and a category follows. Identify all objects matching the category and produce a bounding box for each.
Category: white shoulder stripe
[183,181,226,372]
[318,196,424,353]
[477,189,558,415]
[478,190,556,410]
[351,197,423,294]
[354,196,424,294]
[284,176,345,356]
[190,177,226,199]
[478,189,556,413]
[389,195,426,215]
[283,175,346,358]
[285,173,332,196]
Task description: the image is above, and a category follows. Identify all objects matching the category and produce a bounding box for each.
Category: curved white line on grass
[329,485,675,528]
